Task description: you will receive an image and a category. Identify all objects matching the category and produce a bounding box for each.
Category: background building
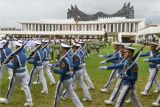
[0,3,159,43]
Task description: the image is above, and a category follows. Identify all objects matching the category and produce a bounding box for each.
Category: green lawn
[0,44,159,107]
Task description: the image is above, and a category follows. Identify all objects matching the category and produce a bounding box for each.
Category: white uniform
[6,72,32,105]
[43,61,56,84]
[115,85,142,107]
[0,65,13,80]
[54,79,84,107]
[82,63,94,89]
[29,66,48,93]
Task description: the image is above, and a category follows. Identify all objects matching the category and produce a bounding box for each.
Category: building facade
[17,17,145,42]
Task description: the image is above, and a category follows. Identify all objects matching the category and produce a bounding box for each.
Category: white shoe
[8,77,11,80]
[21,87,24,91]
[0,98,8,104]
[88,87,94,90]
[50,82,56,86]
[140,92,148,96]
[61,96,66,101]
[82,98,92,102]
[24,102,33,107]
[41,90,48,95]
[33,81,40,85]
[100,88,109,93]
[153,89,160,93]
[104,100,114,105]
[152,102,160,107]
[125,99,131,104]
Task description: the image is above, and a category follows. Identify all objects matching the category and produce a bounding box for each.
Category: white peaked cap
[42,40,48,43]
[61,43,72,48]
[35,41,42,45]
[2,40,7,43]
[73,42,81,47]
[78,41,84,44]
[18,40,23,43]
[15,41,22,47]
[149,42,158,46]
[0,34,6,38]
[124,46,135,51]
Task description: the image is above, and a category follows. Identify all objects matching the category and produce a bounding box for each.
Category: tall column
[42,24,44,31]
[22,24,24,31]
[109,24,111,32]
[30,24,32,31]
[51,25,53,31]
[55,25,57,31]
[38,24,40,31]
[27,24,30,31]
[133,23,135,32]
[113,23,115,32]
[118,33,122,43]
[47,25,49,31]
[44,24,47,31]
[61,25,64,31]
[85,25,87,31]
[81,25,84,31]
[116,23,119,32]
[105,24,108,32]
[121,23,123,32]
[124,23,127,32]
[129,23,131,32]
[33,24,35,31]
[91,24,93,31]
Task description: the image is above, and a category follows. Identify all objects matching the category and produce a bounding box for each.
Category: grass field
[0,44,159,107]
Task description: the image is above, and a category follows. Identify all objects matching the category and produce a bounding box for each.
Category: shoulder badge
[61,62,65,67]
[133,66,138,72]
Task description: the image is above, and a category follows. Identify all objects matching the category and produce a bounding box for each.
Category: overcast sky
[0,0,160,27]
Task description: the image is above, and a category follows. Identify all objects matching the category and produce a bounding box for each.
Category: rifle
[71,44,87,58]
[119,45,146,76]
[2,40,9,49]
[3,41,28,64]
[27,44,42,60]
[41,42,50,51]
[50,48,72,70]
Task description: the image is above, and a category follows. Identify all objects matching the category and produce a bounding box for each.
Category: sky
[0,0,160,27]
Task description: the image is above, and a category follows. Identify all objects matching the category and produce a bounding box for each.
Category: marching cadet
[42,40,56,85]
[100,43,125,93]
[99,49,126,105]
[28,41,48,94]
[17,40,30,82]
[143,53,160,106]
[72,43,92,102]
[140,43,160,95]
[51,43,84,107]
[33,40,56,85]
[0,40,13,80]
[100,46,142,107]
[0,41,33,107]
[78,41,94,90]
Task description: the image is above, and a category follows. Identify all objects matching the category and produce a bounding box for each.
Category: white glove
[99,66,108,70]
[116,74,120,78]
[143,59,149,62]
[48,64,53,68]
[82,63,86,67]
[157,64,160,69]
[100,60,106,64]
[99,55,104,58]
